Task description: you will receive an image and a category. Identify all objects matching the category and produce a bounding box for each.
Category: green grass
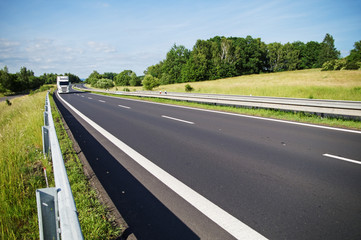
[0,90,122,239]
[0,91,52,239]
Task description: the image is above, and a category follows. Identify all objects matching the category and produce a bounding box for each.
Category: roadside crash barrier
[37,92,83,240]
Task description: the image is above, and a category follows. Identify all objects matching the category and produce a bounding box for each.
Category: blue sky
[0,0,360,78]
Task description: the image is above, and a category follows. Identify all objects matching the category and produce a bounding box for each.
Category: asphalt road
[54,89,361,240]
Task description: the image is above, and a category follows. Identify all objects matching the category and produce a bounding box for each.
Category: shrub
[333,58,347,70]
[345,60,361,70]
[322,59,347,71]
[185,84,194,92]
[93,79,114,89]
[142,75,160,90]
[5,99,11,106]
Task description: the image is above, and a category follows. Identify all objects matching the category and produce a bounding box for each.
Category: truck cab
[57,76,70,93]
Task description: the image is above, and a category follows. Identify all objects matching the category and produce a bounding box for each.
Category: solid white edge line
[118,104,131,109]
[91,92,361,135]
[162,115,194,124]
[323,154,361,165]
[57,92,267,239]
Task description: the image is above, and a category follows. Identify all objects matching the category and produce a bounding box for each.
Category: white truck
[57,76,70,93]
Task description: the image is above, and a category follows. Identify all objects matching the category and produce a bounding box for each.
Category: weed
[185,84,194,92]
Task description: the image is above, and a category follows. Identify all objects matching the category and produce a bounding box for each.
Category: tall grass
[0,91,121,239]
[0,91,52,239]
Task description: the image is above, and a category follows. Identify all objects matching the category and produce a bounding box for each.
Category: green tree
[129,72,141,86]
[86,70,101,85]
[182,39,213,82]
[267,42,285,72]
[142,74,160,90]
[300,41,322,68]
[65,73,81,83]
[161,44,190,84]
[0,66,11,92]
[145,61,164,80]
[39,73,58,84]
[283,43,300,71]
[232,36,268,75]
[346,40,361,69]
[102,72,117,80]
[93,78,114,89]
[318,33,340,66]
[114,70,134,86]
[210,37,237,78]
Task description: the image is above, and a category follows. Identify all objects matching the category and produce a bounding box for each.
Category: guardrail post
[42,126,50,156]
[44,112,49,126]
[36,187,60,240]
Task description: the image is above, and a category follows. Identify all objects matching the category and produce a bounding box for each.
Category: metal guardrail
[37,92,83,240]
[122,91,361,119]
[74,84,361,119]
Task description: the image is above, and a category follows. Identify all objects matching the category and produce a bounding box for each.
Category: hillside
[151,69,361,101]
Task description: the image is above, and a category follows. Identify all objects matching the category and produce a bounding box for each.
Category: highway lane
[55,90,361,239]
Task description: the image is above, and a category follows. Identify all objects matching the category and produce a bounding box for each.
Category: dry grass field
[93,69,361,101]
[152,69,361,100]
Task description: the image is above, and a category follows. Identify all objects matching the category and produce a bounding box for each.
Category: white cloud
[87,41,117,53]
[0,37,160,78]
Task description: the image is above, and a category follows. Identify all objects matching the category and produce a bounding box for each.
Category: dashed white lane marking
[101,94,361,135]
[323,153,361,165]
[88,97,93,99]
[98,100,106,103]
[162,115,194,125]
[118,104,131,109]
[57,92,266,240]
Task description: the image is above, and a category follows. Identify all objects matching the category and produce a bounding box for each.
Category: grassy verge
[91,91,361,130]
[49,93,122,239]
[0,90,121,239]
[0,91,53,239]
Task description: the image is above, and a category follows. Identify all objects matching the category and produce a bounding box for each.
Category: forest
[145,33,360,85]
[86,33,361,90]
[0,68,81,93]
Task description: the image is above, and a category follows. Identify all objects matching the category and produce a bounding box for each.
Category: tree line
[145,33,360,86]
[85,69,143,89]
[87,33,360,90]
[0,67,81,93]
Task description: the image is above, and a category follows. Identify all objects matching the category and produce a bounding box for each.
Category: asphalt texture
[54,89,361,240]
